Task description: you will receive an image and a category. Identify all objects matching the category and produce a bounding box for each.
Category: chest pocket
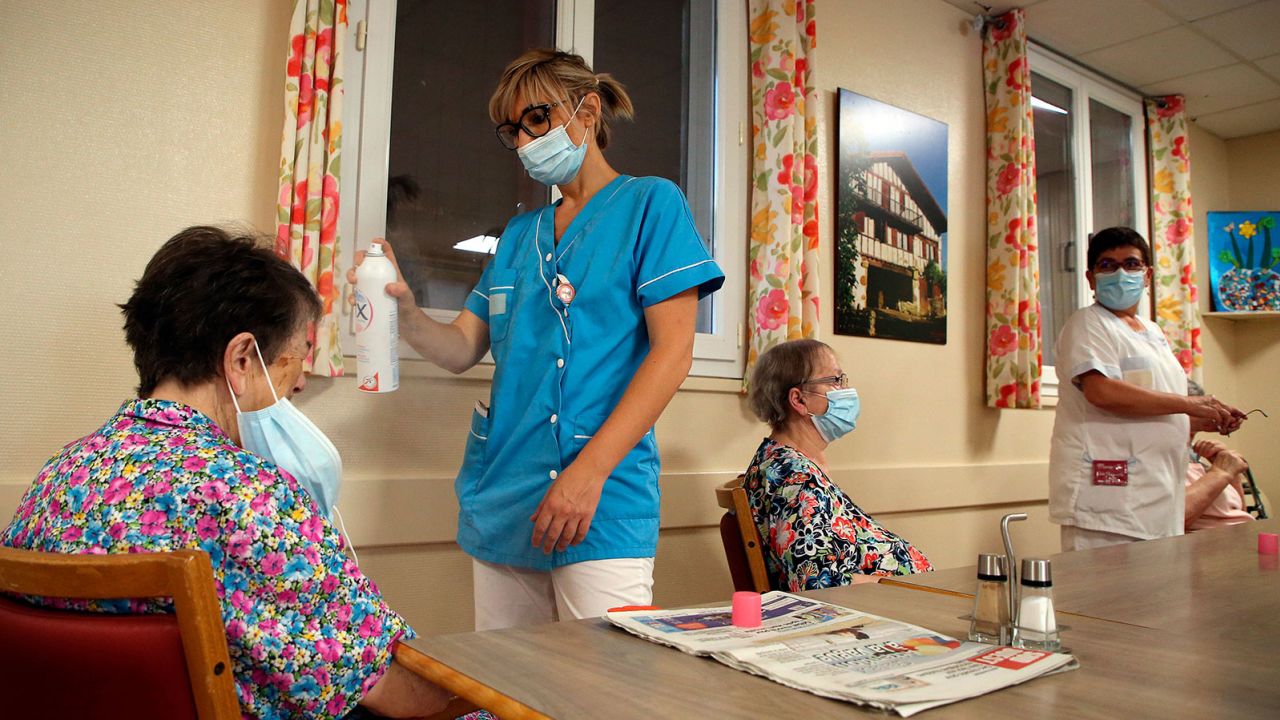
[486,269,519,345]
[1120,355,1154,389]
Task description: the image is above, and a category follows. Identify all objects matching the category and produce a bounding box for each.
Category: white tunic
[1048,303,1189,540]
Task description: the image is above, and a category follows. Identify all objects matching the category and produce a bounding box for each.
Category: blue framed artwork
[1206,211,1280,312]
[834,88,948,344]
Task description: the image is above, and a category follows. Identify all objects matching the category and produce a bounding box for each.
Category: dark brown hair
[1088,226,1152,270]
[120,226,321,395]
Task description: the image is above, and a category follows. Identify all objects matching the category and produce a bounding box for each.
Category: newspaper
[605,591,1077,716]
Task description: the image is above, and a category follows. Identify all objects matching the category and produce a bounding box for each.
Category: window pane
[1089,99,1135,231]
[593,0,717,333]
[386,1,555,310]
[1031,73,1078,367]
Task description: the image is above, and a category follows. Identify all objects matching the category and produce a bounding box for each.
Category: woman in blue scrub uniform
[350,49,724,629]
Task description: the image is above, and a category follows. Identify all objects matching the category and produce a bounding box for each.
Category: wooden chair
[0,547,239,719]
[714,475,771,593]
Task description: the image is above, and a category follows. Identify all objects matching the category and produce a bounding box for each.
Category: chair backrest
[0,547,240,719]
[714,475,771,593]
[1241,468,1268,519]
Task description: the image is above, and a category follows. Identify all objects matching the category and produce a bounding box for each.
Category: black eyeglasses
[795,373,848,389]
[495,101,568,151]
[1094,258,1146,273]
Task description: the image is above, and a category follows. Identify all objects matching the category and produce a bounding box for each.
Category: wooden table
[882,519,1280,636]
[400,572,1280,718]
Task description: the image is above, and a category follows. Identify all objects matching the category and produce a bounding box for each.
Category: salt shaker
[1016,558,1060,652]
[967,554,1009,644]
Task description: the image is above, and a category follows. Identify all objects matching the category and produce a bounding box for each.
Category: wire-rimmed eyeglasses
[1093,258,1147,273]
[795,373,848,389]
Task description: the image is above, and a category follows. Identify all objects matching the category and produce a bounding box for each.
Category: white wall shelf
[1202,311,1280,320]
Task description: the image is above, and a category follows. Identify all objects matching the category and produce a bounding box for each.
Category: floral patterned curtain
[982,9,1041,409]
[1145,95,1202,382]
[746,0,820,385]
[275,0,347,377]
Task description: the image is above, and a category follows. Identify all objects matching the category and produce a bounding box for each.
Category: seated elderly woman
[1,227,450,719]
[1184,380,1255,531]
[744,339,932,591]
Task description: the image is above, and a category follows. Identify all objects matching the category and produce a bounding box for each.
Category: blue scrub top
[456,175,725,570]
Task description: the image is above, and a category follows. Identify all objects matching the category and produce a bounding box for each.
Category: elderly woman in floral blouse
[743,339,932,591]
[1,227,450,719]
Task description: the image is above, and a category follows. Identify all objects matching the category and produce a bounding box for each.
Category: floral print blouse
[744,438,933,591]
[1,399,413,720]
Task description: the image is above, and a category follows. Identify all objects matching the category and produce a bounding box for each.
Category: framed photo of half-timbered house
[835,88,948,344]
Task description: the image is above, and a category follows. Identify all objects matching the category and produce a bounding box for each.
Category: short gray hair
[747,339,831,431]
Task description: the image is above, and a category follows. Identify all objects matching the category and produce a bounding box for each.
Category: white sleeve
[1057,307,1122,387]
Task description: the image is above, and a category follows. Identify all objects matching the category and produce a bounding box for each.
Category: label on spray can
[354,289,375,334]
[355,246,400,393]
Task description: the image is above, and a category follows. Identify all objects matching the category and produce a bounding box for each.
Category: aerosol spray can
[354,242,399,393]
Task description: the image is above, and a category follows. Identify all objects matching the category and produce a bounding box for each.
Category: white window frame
[338,0,748,378]
[1029,45,1149,398]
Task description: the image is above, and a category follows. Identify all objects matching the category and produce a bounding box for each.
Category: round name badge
[556,280,576,305]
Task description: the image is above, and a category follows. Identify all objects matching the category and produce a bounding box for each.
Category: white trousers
[472,557,655,631]
[1060,525,1139,552]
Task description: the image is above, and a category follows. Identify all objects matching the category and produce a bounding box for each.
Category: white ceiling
[942,0,1280,138]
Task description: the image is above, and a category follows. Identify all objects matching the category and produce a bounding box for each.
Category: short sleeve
[1056,306,1123,387]
[463,260,495,319]
[462,213,534,320]
[633,180,726,307]
[212,460,414,719]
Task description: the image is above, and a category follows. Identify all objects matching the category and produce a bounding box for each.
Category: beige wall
[34,0,1280,640]
[1221,130,1280,503]
[1187,125,1237,400]
[0,3,290,488]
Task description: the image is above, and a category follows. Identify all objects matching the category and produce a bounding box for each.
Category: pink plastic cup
[732,591,762,628]
[1259,532,1279,556]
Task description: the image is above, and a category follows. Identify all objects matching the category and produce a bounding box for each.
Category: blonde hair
[488,49,634,150]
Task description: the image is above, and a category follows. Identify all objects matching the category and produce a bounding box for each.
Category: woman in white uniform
[1049,227,1246,551]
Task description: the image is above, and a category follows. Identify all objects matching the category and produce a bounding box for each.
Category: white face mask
[227,341,342,520]
[517,97,589,186]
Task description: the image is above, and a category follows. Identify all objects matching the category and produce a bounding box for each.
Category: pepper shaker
[967,554,1010,644]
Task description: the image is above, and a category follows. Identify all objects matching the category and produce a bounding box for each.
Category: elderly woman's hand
[346,238,419,314]
[1192,438,1227,461]
[1209,448,1248,478]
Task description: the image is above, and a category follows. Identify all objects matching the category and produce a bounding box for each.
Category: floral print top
[744,438,933,591]
[1,399,413,720]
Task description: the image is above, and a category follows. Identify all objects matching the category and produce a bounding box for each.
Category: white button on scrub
[550,414,558,424]
[549,470,558,480]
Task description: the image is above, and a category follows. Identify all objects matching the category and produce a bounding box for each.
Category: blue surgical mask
[517,97,589,186]
[227,342,343,519]
[806,388,861,443]
[1094,268,1146,311]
